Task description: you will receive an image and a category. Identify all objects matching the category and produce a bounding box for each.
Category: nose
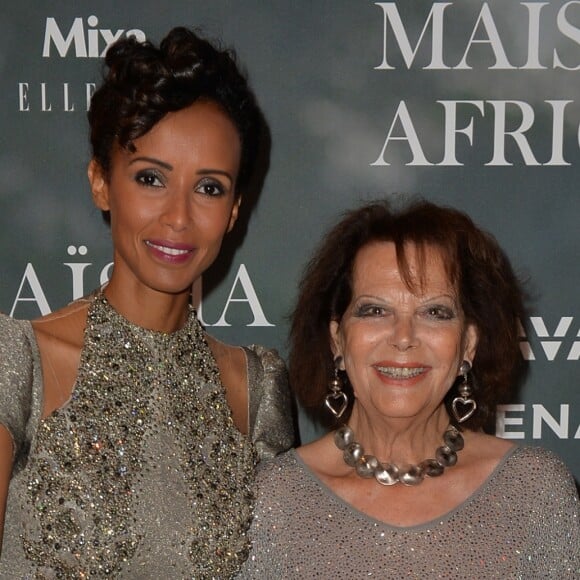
[389,314,418,351]
[161,190,192,232]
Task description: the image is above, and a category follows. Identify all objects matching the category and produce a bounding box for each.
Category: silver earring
[324,357,348,419]
[451,360,477,423]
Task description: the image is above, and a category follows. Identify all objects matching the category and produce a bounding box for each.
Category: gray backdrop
[1,1,578,481]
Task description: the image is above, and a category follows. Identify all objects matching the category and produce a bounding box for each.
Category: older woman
[0,28,293,577]
[238,200,579,578]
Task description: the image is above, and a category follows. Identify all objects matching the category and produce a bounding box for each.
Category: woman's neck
[346,404,452,466]
[103,279,192,333]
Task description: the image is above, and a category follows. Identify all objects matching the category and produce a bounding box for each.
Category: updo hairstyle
[88,27,260,198]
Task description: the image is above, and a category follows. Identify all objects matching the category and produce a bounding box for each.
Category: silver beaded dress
[238,447,580,579]
[0,294,294,579]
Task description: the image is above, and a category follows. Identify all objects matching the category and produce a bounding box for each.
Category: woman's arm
[245,345,296,460]
[526,448,580,576]
[0,425,14,556]
[0,314,40,557]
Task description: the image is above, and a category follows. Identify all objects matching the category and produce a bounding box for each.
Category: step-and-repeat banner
[1,1,578,481]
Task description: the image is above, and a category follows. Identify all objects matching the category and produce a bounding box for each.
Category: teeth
[146,241,190,256]
[376,366,426,379]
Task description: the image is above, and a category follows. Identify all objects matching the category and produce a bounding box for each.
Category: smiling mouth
[375,366,427,379]
[145,241,192,256]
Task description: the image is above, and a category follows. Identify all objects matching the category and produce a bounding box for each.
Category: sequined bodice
[15,295,256,578]
[237,448,579,578]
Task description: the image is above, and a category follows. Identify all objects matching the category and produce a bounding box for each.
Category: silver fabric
[0,295,294,579]
[244,345,294,461]
[237,447,580,578]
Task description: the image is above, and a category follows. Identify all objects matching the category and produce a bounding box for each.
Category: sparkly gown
[0,295,294,578]
[238,448,580,578]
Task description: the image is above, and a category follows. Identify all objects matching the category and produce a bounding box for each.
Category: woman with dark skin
[238,200,579,578]
[0,28,293,577]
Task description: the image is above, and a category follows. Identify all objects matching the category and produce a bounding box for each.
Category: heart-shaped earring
[325,356,349,419]
[452,397,476,423]
[325,391,348,419]
[451,360,477,424]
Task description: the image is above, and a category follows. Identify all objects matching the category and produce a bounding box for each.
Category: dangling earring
[451,360,477,423]
[324,356,349,419]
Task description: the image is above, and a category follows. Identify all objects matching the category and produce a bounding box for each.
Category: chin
[145,278,196,296]
[368,399,431,421]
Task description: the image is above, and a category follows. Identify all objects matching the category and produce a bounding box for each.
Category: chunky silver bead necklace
[334,424,464,486]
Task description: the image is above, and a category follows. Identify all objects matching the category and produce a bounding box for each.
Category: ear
[462,323,479,363]
[227,196,242,232]
[87,159,110,211]
[329,320,345,367]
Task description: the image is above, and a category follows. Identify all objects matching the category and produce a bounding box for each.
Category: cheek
[341,324,383,367]
[108,186,155,231]
[426,327,464,365]
[110,204,150,242]
[194,204,235,238]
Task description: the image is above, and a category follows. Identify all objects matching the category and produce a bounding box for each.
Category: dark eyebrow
[197,169,234,184]
[129,156,173,170]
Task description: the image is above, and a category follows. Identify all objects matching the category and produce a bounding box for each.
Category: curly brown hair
[88,27,261,219]
[289,199,526,431]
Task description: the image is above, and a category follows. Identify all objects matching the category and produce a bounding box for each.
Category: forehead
[140,100,239,148]
[351,241,454,295]
[107,101,242,177]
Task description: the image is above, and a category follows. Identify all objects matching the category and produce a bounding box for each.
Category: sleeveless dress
[0,294,294,578]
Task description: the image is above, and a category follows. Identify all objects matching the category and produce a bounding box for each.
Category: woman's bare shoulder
[461,430,516,462]
[297,434,346,477]
[205,334,248,433]
[31,300,89,415]
[205,334,246,373]
[204,334,246,382]
[447,430,517,498]
[31,299,88,349]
